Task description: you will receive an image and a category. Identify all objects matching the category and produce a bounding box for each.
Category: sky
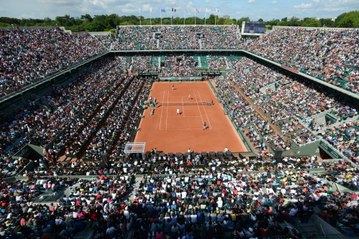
[0,0,358,20]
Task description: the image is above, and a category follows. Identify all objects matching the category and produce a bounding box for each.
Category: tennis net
[158,101,213,107]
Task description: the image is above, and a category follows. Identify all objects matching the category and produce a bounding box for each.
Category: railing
[158,76,202,81]
[318,140,356,167]
[320,223,326,238]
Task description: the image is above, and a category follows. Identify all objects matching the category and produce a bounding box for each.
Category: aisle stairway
[128,175,143,201]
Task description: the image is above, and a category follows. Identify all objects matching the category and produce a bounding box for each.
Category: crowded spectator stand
[0,25,358,238]
[0,27,107,98]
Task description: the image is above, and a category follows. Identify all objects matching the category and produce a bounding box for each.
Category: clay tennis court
[134,81,247,153]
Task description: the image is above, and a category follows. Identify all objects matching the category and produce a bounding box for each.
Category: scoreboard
[242,21,266,34]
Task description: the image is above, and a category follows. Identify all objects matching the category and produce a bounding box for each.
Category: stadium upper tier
[0,27,107,97]
[112,25,241,50]
[1,26,358,98]
[111,26,358,94]
[246,27,359,94]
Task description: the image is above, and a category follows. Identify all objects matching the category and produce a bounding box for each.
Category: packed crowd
[0,56,155,178]
[114,26,158,50]
[131,56,157,73]
[160,56,197,77]
[320,120,358,162]
[246,27,359,94]
[0,174,135,239]
[214,57,358,160]
[198,25,240,49]
[0,27,107,97]
[92,33,113,49]
[207,56,228,71]
[0,26,358,238]
[1,150,358,238]
[52,150,327,178]
[83,76,152,162]
[57,74,136,159]
[113,56,156,74]
[159,27,198,49]
[113,25,240,50]
[113,26,359,94]
[129,171,307,239]
[2,26,356,101]
[322,160,359,191]
[1,57,122,159]
[126,55,231,77]
[2,53,357,170]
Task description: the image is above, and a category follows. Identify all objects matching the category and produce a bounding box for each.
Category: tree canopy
[0,11,357,32]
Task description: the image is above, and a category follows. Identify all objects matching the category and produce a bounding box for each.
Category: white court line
[170,127,204,131]
[159,91,166,130]
[194,89,205,127]
[165,90,169,130]
[181,96,185,116]
[196,90,212,128]
[167,115,201,118]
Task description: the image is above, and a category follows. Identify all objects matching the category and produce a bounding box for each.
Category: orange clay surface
[134,81,247,153]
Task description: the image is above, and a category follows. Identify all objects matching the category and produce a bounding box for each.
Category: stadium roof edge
[88,31,111,35]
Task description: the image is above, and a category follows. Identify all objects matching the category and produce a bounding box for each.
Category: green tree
[0,22,11,27]
[335,11,359,27]
[319,18,335,27]
[266,19,280,26]
[81,14,93,22]
[0,17,20,25]
[237,17,250,26]
[277,17,288,26]
[217,17,225,25]
[207,14,216,25]
[0,10,358,31]
[55,15,75,26]
[301,17,320,27]
[43,17,55,26]
[288,17,301,26]
[224,18,235,25]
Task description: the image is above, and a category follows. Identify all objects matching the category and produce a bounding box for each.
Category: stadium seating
[160,55,197,77]
[246,27,359,94]
[112,25,240,50]
[0,27,107,97]
[1,57,120,158]
[214,57,358,162]
[1,152,357,238]
[0,25,358,238]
